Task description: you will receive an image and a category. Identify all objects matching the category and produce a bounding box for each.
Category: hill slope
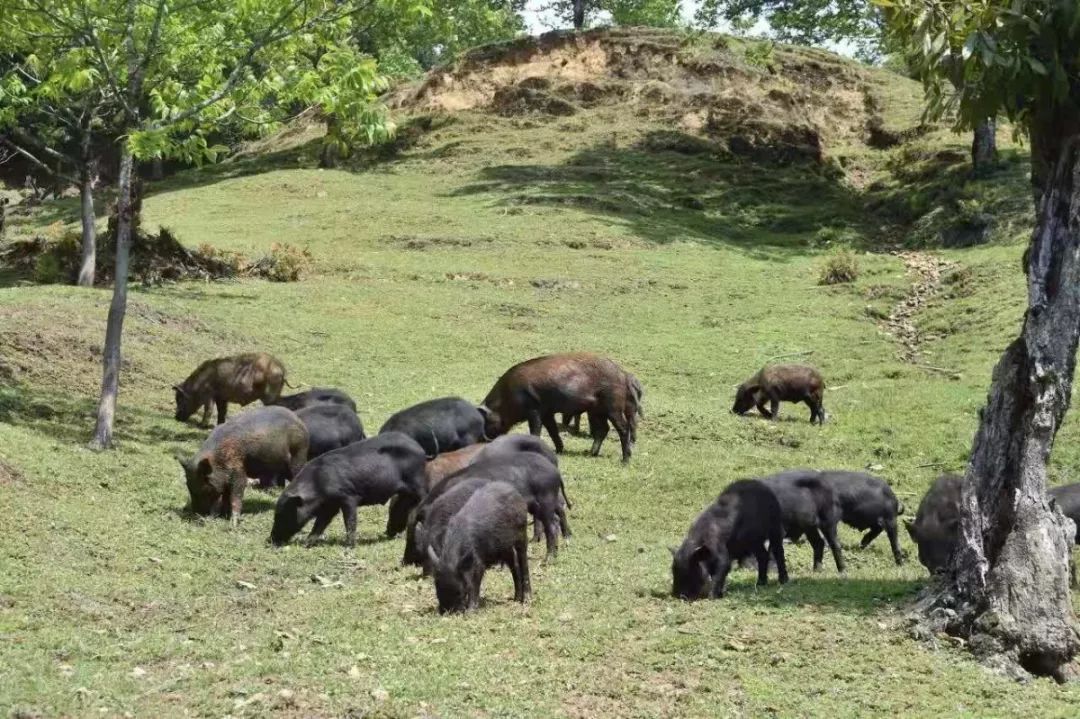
[1,28,1074,718]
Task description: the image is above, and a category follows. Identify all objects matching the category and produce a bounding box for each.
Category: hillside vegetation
[1,28,1075,717]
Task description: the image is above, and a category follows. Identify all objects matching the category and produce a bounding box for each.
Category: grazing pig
[388,434,558,539]
[905,473,962,573]
[415,477,491,576]
[385,443,488,538]
[271,387,357,413]
[481,353,642,462]
[731,364,825,425]
[178,406,308,526]
[428,482,532,613]
[671,479,788,600]
[820,470,905,565]
[174,352,288,427]
[1050,484,1080,544]
[269,432,426,547]
[296,404,366,458]
[379,396,489,457]
[760,470,845,572]
[403,453,570,565]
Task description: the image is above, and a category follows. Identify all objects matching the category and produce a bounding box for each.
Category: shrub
[819,249,860,285]
[253,243,313,282]
[32,253,65,283]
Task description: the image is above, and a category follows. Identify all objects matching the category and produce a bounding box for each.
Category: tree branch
[0,137,78,184]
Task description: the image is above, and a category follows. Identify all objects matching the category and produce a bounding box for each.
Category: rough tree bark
[573,0,585,29]
[971,118,997,175]
[89,148,135,450]
[319,115,339,169]
[77,154,97,287]
[914,134,1080,680]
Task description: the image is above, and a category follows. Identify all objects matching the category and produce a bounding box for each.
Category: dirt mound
[390,28,892,161]
[0,229,313,285]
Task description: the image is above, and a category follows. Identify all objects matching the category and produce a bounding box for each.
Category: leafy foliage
[543,0,684,30]
[879,0,1080,130]
[694,0,884,61]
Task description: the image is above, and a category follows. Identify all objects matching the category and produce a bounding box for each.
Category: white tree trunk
[77,161,97,287]
[89,148,135,450]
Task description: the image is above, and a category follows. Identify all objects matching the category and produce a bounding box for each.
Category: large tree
[884,0,1080,679]
[694,0,998,172]
[2,0,410,449]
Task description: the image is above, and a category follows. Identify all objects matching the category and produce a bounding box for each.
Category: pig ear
[172,384,185,394]
[690,545,712,563]
[174,451,190,470]
[668,545,679,557]
[426,544,440,566]
[196,458,212,479]
[903,518,917,540]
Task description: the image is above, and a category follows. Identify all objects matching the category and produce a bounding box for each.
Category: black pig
[820,470,905,564]
[428,482,532,613]
[269,432,426,547]
[671,479,788,600]
[760,470,845,572]
[296,404,366,458]
[379,396,489,457]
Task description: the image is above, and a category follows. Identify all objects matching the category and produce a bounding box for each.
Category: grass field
[4,32,1080,717]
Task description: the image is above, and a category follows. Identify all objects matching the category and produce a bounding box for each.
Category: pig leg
[200,399,213,428]
[557,506,572,539]
[305,507,337,546]
[822,523,845,573]
[805,527,826,571]
[541,510,559,560]
[770,532,789,584]
[540,413,564,454]
[228,476,245,528]
[526,410,543,437]
[216,398,228,425]
[754,544,771,586]
[385,496,412,538]
[587,411,609,456]
[610,413,632,463]
[532,516,542,543]
[884,519,904,565]
[341,497,359,547]
[755,397,772,419]
[768,394,780,421]
[859,526,883,549]
[518,535,532,600]
[509,548,525,602]
[710,557,732,598]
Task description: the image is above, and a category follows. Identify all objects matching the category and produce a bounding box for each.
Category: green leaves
[881,0,1079,130]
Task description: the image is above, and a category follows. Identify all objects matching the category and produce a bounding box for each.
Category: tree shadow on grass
[649,575,924,616]
[0,382,189,448]
[448,131,878,260]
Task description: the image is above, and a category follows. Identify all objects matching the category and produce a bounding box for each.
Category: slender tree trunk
[915,133,1080,680]
[77,159,97,287]
[89,148,135,450]
[319,115,339,169]
[573,0,585,29]
[150,156,164,181]
[971,118,997,175]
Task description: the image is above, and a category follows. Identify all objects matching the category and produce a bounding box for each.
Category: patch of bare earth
[0,458,23,485]
[882,251,957,365]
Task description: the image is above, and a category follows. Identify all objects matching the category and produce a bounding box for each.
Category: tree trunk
[915,134,1080,680]
[77,160,97,287]
[150,156,164,181]
[573,0,585,29]
[89,147,135,450]
[319,116,339,169]
[971,118,997,175]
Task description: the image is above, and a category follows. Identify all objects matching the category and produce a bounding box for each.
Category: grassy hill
[2,28,1077,717]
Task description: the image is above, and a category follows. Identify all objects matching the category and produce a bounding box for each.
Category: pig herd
[175,351,636,612]
[171,350,1080,612]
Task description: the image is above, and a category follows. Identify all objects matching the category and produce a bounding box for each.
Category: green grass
[1,37,1077,717]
